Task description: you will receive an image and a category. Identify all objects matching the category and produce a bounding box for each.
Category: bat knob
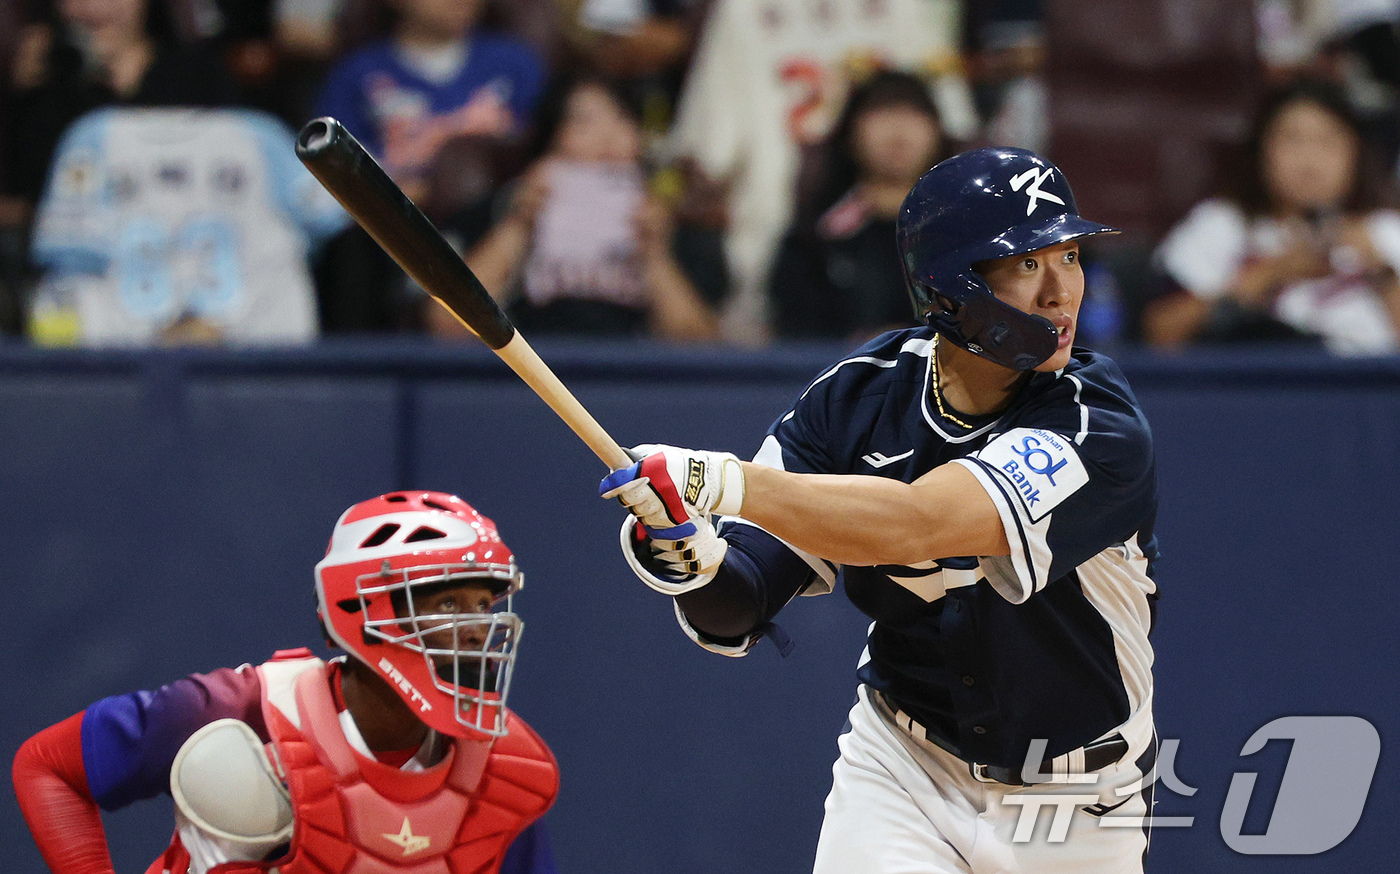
[296,117,340,157]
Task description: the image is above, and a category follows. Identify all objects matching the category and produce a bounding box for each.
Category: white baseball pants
[812,686,1153,874]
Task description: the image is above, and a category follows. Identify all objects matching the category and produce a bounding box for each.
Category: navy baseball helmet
[897,147,1118,370]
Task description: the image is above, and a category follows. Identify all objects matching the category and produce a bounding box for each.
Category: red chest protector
[157,651,558,874]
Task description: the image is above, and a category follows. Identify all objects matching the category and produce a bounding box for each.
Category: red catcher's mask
[315,492,523,738]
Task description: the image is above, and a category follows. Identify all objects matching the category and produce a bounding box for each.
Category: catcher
[13,491,559,874]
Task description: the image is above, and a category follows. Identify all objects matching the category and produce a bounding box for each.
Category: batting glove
[618,514,728,595]
[599,444,746,528]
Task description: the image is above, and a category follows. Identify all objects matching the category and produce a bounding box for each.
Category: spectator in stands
[667,0,978,343]
[1255,0,1400,166]
[568,0,697,77]
[1256,0,1400,87]
[562,0,704,138]
[0,0,29,334]
[26,106,348,346]
[1145,78,1400,355]
[0,0,26,195]
[315,0,547,203]
[275,0,350,62]
[426,74,724,341]
[965,0,1047,152]
[768,70,950,342]
[267,0,367,136]
[1,0,238,212]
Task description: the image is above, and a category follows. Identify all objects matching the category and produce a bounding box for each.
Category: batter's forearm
[738,461,1009,566]
[675,567,764,639]
[676,520,820,640]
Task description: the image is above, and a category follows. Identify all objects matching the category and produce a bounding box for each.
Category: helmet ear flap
[926,270,1058,369]
[908,276,971,325]
[923,271,988,334]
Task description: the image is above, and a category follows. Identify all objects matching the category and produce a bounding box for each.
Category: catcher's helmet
[897,147,1118,370]
[315,491,523,739]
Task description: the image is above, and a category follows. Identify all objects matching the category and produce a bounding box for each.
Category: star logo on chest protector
[383,817,431,855]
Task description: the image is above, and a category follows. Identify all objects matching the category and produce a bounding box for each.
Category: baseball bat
[295,117,632,472]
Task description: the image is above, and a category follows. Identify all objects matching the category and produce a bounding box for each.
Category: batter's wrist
[714,456,746,516]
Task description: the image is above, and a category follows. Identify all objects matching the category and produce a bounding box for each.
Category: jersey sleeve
[668,376,844,656]
[501,42,546,129]
[30,111,113,276]
[244,110,349,246]
[12,711,115,874]
[80,666,265,811]
[952,376,1155,603]
[673,516,820,657]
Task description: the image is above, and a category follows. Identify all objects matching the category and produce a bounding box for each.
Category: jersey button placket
[942,592,990,753]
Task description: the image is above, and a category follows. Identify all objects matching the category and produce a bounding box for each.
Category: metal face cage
[356,562,523,737]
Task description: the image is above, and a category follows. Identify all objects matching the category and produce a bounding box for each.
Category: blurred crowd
[2,0,1400,354]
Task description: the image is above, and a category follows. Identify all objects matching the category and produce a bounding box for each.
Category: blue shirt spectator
[315,0,545,202]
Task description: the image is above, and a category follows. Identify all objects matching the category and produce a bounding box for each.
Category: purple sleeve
[80,666,265,811]
[500,820,557,874]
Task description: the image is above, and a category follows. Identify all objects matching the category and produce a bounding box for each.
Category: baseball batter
[601,148,1160,872]
[13,492,559,874]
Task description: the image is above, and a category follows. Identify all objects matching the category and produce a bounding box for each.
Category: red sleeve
[12,711,117,874]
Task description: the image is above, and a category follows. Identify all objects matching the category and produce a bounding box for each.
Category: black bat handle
[295,117,516,349]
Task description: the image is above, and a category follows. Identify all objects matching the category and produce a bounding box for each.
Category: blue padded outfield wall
[2,339,1397,873]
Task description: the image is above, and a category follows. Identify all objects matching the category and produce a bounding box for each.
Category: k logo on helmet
[1009,168,1066,216]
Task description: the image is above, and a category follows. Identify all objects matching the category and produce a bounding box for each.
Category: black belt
[877,691,1128,786]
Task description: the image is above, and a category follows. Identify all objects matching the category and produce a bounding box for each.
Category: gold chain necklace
[931,334,976,429]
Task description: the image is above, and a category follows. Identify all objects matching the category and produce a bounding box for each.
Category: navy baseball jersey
[706,328,1158,768]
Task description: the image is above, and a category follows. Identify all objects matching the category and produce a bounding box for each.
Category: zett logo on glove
[685,459,705,506]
